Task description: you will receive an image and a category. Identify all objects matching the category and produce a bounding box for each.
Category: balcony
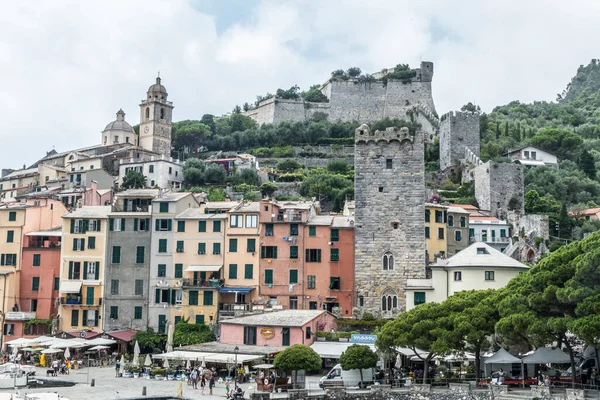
[112,204,150,213]
[60,296,102,306]
[5,312,36,321]
[218,303,250,316]
[470,236,510,244]
[272,213,304,223]
[26,241,61,249]
[181,278,223,289]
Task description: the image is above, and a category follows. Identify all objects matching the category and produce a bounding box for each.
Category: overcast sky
[1,0,598,169]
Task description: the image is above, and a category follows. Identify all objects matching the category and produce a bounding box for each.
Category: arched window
[392,296,398,309]
[160,108,165,119]
[387,296,392,311]
[381,288,399,312]
[381,296,387,311]
[382,252,394,271]
[145,107,150,120]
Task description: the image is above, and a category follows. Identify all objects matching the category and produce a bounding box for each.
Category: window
[307,275,316,289]
[329,277,340,290]
[6,230,13,243]
[244,264,253,279]
[0,254,17,266]
[305,249,321,262]
[70,310,79,327]
[454,271,462,281]
[198,243,206,254]
[203,290,213,306]
[469,228,475,238]
[243,326,257,345]
[177,220,186,232]
[460,217,467,228]
[72,238,85,251]
[378,186,383,192]
[229,238,237,252]
[213,243,221,255]
[381,295,398,311]
[531,151,537,160]
[33,254,40,267]
[438,228,444,239]
[134,306,142,320]
[230,215,243,228]
[358,296,364,307]
[382,252,394,271]
[156,219,172,231]
[247,238,256,253]
[492,230,496,240]
[32,277,39,291]
[159,202,169,213]
[135,280,143,295]
[88,237,96,249]
[8,212,16,222]
[229,264,237,279]
[414,292,426,306]
[245,215,257,228]
[261,246,277,259]
[481,230,488,242]
[455,230,462,241]
[111,279,119,295]
[524,150,530,159]
[289,296,298,310]
[136,218,149,231]
[425,210,430,222]
[500,229,507,238]
[174,264,183,278]
[53,277,59,291]
[264,269,273,284]
[158,239,167,253]
[477,247,489,255]
[196,315,205,325]
[158,264,166,277]
[110,218,126,232]
[289,270,298,284]
[68,262,81,279]
[176,241,184,253]
[309,301,318,310]
[265,224,274,236]
[189,290,199,306]
[447,215,454,227]
[110,306,119,319]
[149,164,154,173]
[136,246,145,264]
[290,224,298,236]
[112,246,121,264]
[290,246,298,259]
[425,227,430,239]
[309,226,316,237]
[89,220,99,232]
[330,229,339,242]
[435,210,444,223]
[198,220,206,232]
[330,248,339,262]
[213,221,221,232]
[485,271,495,281]
[386,158,393,169]
[3,324,14,336]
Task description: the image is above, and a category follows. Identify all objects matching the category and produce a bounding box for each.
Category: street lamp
[234,346,239,389]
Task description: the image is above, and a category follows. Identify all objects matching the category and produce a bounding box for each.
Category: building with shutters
[103,189,157,331]
[58,206,111,333]
[148,192,199,333]
[425,203,448,263]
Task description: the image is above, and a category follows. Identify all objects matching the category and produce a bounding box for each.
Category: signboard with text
[350,334,377,344]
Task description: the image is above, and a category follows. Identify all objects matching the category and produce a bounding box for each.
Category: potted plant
[152,367,165,380]
[132,366,141,378]
[166,368,175,380]
[315,331,328,342]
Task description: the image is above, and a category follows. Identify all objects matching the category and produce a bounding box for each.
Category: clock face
[144,126,149,134]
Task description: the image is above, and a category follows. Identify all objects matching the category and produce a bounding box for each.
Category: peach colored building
[219,310,336,347]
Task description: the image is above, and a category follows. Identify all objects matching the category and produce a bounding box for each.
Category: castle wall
[271,99,309,125]
[474,162,524,219]
[354,125,426,316]
[244,98,276,125]
[440,111,480,170]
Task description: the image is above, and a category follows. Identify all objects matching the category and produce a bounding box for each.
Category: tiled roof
[431,242,529,270]
[63,206,111,219]
[221,310,331,327]
[332,216,354,228]
[307,216,334,226]
[229,202,260,213]
[175,208,227,219]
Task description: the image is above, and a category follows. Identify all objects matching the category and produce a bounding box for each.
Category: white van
[319,364,375,389]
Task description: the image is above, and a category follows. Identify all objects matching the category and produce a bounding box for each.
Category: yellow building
[171,209,226,326]
[58,206,110,332]
[425,203,448,263]
[221,202,261,319]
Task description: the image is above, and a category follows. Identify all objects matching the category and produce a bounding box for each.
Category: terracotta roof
[106,329,138,342]
[64,330,101,339]
[573,208,600,216]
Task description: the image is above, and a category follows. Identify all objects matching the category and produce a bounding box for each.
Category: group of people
[188,366,216,395]
[51,358,70,376]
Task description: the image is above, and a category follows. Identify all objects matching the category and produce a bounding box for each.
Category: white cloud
[0,0,599,168]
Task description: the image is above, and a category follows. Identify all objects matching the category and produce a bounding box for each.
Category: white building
[505,146,558,167]
[405,242,529,310]
[118,155,183,190]
[468,215,511,252]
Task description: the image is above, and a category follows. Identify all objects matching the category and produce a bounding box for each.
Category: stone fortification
[474,161,524,219]
[244,62,436,129]
[353,124,426,317]
[439,110,480,170]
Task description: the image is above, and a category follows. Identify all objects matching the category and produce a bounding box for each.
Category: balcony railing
[5,312,36,321]
[272,213,304,223]
[26,241,61,249]
[111,204,150,213]
[60,297,102,306]
[181,278,223,289]
[470,236,510,244]
[218,303,250,316]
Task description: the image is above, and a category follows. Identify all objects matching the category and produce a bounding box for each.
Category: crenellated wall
[439,110,480,170]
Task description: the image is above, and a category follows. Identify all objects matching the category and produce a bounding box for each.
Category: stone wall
[474,162,524,219]
[354,124,426,316]
[439,111,480,170]
[257,145,355,169]
[508,212,550,240]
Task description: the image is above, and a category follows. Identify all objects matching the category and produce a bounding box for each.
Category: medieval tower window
[145,107,150,120]
[160,108,165,120]
[381,294,398,311]
[386,159,393,169]
[382,252,394,271]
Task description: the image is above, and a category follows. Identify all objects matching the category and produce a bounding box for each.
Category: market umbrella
[134,341,140,367]
[119,355,125,375]
[89,345,109,351]
[144,354,152,367]
[166,323,174,353]
[87,337,116,346]
[41,349,64,354]
[186,359,191,369]
[164,357,170,370]
[64,347,70,359]
[21,347,35,352]
[201,356,206,368]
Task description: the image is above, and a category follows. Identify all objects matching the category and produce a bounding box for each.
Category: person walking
[209,374,215,395]
[190,367,198,389]
[115,359,121,378]
[200,375,206,395]
[52,359,59,377]
[497,368,505,384]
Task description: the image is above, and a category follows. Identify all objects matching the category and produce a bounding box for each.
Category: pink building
[219,310,336,347]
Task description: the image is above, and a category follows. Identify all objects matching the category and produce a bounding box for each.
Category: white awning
[152,351,262,364]
[26,231,62,237]
[310,342,376,358]
[59,281,82,294]
[185,265,222,272]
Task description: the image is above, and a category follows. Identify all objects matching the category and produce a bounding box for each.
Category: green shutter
[72,238,77,251]
[265,270,273,284]
[133,218,138,231]
[158,264,166,277]
[213,221,221,232]
[83,262,88,279]
[136,246,145,264]
[289,270,298,284]
[68,261,73,279]
[170,289,176,305]
[86,287,94,305]
[53,277,59,290]
[33,254,40,266]
[198,243,206,254]
[120,218,126,231]
[317,249,321,262]
[155,219,160,231]
[309,226,316,236]
[203,290,213,306]
[176,241,184,252]
[175,264,183,278]
[167,219,172,231]
[112,246,121,264]
[145,218,150,231]
[155,288,160,304]
[189,290,198,306]
[70,219,75,234]
[0,254,4,266]
[81,239,85,250]
[32,277,39,291]
[247,239,256,252]
[261,246,266,259]
[195,315,205,325]
[244,264,253,279]
[159,202,168,213]
[273,246,277,259]
[290,246,298,259]
[88,237,95,249]
[229,264,237,279]
[158,239,167,253]
[177,220,185,232]
[213,243,220,254]
[71,310,79,327]
[82,310,88,327]
[82,219,89,233]
[109,218,114,231]
[199,221,206,232]
[331,229,339,241]
[229,238,237,252]
[96,220,101,231]
[6,231,13,243]
[134,306,142,320]
[331,248,339,261]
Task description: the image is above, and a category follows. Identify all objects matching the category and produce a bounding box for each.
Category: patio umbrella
[164,358,170,370]
[186,359,191,369]
[134,341,140,367]
[89,345,110,351]
[166,323,174,353]
[144,354,152,367]
[20,347,35,352]
[201,356,206,368]
[12,345,18,357]
[87,338,116,346]
[64,347,70,359]
[119,355,125,375]
[41,349,64,354]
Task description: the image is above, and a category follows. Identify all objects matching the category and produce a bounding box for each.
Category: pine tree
[578,150,596,179]
[504,121,509,137]
[496,122,500,139]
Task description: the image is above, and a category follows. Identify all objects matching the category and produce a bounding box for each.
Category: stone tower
[474,161,524,220]
[354,124,426,317]
[139,76,174,157]
[439,111,480,171]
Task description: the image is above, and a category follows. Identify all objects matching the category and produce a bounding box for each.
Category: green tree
[346,67,361,78]
[578,149,596,179]
[331,69,347,79]
[276,85,301,100]
[132,328,166,353]
[206,188,226,201]
[524,190,561,214]
[339,344,378,386]
[461,102,481,113]
[171,120,212,153]
[121,170,147,189]
[530,127,583,159]
[183,158,206,187]
[276,159,303,173]
[273,344,322,386]
[203,164,227,184]
[232,169,260,187]
[302,85,328,103]
[326,160,350,175]
[260,182,278,198]
[173,320,214,346]
[200,114,216,134]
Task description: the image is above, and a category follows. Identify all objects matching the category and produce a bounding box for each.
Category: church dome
[103,109,134,133]
[148,76,167,95]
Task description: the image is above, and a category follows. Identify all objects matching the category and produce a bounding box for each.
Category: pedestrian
[209,374,215,395]
[52,359,59,377]
[497,368,505,384]
[200,375,206,395]
[190,367,198,389]
[225,380,230,397]
[592,368,597,387]
[115,359,121,378]
[544,375,551,387]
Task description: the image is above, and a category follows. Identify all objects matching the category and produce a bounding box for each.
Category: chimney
[23,164,26,170]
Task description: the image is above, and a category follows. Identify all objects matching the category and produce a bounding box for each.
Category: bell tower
[139,75,174,157]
